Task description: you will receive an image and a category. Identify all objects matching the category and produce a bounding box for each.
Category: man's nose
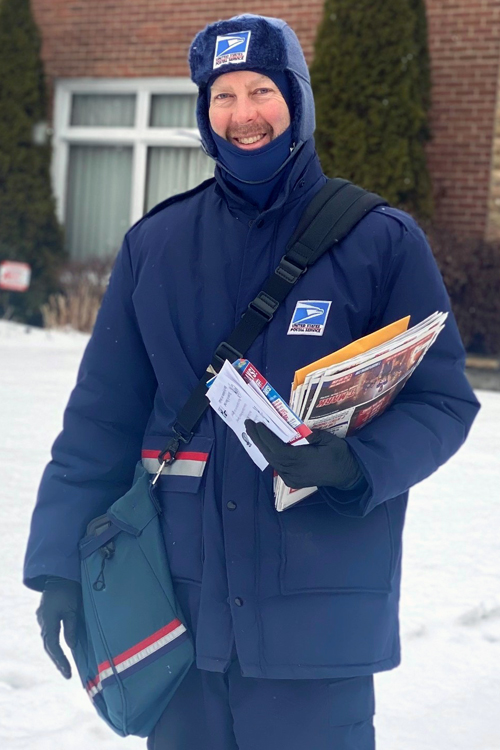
[232,96,257,124]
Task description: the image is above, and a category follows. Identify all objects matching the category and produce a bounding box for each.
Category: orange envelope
[292,316,410,390]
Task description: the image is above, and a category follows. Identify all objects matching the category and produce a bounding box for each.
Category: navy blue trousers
[147,659,376,750]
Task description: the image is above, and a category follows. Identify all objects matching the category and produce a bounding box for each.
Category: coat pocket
[278,500,394,594]
[141,435,214,585]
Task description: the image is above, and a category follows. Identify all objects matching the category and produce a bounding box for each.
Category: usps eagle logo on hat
[288,301,332,336]
[213,31,252,69]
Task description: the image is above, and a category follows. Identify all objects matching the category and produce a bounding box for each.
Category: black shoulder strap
[155,179,388,469]
[287,178,387,266]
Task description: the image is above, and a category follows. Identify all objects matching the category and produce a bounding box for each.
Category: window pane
[145,146,214,212]
[65,145,133,260]
[71,94,136,127]
[150,94,198,128]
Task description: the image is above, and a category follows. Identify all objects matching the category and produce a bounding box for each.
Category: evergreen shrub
[311,0,433,220]
[426,226,500,356]
[0,0,65,324]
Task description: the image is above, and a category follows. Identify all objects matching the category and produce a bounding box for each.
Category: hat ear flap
[288,74,303,144]
[196,88,217,158]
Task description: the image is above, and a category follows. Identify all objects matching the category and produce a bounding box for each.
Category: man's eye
[255,88,272,95]
[214,93,231,100]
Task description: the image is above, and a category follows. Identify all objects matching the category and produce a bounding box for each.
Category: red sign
[0,261,32,292]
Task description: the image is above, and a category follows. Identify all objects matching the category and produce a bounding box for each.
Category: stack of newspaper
[207,311,447,510]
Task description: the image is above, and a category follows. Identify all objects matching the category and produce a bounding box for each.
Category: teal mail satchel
[74,463,194,737]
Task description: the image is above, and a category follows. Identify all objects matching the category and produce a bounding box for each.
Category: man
[25,14,480,750]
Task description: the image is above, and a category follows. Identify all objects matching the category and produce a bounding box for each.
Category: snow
[0,320,498,750]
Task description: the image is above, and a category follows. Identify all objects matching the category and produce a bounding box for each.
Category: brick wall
[425,0,500,238]
[31,0,500,238]
[30,0,323,77]
[487,73,500,239]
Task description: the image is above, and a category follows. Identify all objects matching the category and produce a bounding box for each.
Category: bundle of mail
[207,311,447,511]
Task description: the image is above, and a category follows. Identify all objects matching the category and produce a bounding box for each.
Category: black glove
[244,420,363,491]
[36,576,82,679]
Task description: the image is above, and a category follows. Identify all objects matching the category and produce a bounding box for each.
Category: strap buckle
[275,255,307,285]
[152,425,193,486]
[248,291,280,322]
[212,341,243,372]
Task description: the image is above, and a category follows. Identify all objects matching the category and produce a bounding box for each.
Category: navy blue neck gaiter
[211,126,295,210]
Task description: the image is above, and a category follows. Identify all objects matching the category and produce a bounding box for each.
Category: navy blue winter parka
[24,138,480,679]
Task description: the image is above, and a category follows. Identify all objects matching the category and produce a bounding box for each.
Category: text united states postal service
[287,300,332,336]
[213,31,252,69]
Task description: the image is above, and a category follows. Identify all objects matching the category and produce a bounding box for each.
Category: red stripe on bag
[97,619,183,672]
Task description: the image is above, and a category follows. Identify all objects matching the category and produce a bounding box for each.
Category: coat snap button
[227,501,237,510]
[234,597,244,607]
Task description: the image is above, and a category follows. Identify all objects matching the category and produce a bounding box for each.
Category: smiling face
[208,70,291,151]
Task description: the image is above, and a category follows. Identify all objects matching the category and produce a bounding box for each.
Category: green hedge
[311,0,433,220]
[0,0,65,324]
[425,226,500,356]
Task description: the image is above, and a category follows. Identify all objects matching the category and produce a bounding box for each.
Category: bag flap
[106,463,158,535]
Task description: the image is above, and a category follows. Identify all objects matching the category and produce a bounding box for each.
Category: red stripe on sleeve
[142,450,209,462]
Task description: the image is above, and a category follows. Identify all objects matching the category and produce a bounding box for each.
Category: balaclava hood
[189,14,316,159]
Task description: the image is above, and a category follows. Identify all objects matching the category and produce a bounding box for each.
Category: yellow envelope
[292,316,411,390]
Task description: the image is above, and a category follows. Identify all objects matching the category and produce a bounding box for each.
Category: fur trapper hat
[189,14,315,158]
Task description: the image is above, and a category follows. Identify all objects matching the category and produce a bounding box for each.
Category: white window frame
[52,77,203,227]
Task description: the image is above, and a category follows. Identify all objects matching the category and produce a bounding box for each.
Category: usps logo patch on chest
[213,31,252,69]
[287,300,332,336]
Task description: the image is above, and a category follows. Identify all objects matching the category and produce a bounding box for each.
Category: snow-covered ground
[0,320,499,750]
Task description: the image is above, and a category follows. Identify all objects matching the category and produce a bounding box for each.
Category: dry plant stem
[40,258,112,332]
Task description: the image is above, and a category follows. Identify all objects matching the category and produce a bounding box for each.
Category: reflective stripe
[87,619,187,699]
[142,450,209,478]
[86,675,103,698]
[142,449,208,462]
[113,623,186,675]
[98,619,184,671]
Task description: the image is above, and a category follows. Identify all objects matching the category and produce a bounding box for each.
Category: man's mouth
[234,134,266,145]
[230,131,272,148]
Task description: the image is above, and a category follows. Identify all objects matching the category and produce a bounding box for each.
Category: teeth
[238,135,264,144]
